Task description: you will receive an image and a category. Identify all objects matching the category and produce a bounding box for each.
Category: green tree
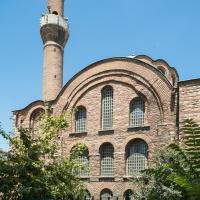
[134,119,200,200]
[0,113,87,200]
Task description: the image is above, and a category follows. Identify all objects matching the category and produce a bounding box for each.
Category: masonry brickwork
[12,0,200,199]
[179,79,200,125]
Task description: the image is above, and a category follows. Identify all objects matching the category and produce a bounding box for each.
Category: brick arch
[65,140,91,155]
[94,139,118,154]
[59,72,166,121]
[54,58,173,116]
[122,134,152,153]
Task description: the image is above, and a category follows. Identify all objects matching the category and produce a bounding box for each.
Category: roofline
[55,56,173,102]
[179,78,200,85]
[12,100,44,113]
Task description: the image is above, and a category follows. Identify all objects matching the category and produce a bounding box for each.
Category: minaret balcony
[40,14,69,47]
[40,14,69,31]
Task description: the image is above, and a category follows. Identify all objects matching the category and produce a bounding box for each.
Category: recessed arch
[75,106,87,133]
[125,139,148,177]
[157,66,166,76]
[124,189,134,200]
[101,85,113,130]
[99,143,114,177]
[29,108,45,137]
[100,188,113,200]
[130,97,146,127]
[70,144,89,177]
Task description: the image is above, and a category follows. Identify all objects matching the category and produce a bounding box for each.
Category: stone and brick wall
[13,56,179,199]
[179,79,200,125]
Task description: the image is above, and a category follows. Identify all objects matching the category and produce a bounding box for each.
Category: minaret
[40,0,69,101]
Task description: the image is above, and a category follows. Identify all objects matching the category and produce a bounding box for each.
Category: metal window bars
[102,87,113,130]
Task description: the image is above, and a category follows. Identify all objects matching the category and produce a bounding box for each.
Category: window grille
[101,189,113,200]
[130,99,145,127]
[75,107,86,133]
[102,86,113,130]
[76,149,89,177]
[100,143,114,177]
[124,190,134,200]
[126,140,148,177]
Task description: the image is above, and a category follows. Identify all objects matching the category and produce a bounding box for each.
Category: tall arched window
[101,86,113,130]
[100,143,114,177]
[130,98,145,127]
[73,147,89,177]
[126,139,148,177]
[30,108,44,137]
[100,189,113,200]
[124,190,134,200]
[75,106,86,133]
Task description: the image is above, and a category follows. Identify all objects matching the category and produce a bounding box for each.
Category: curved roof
[15,55,178,114]
[56,56,176,102]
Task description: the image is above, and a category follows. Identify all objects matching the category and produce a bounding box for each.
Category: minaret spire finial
[40,0,69,101]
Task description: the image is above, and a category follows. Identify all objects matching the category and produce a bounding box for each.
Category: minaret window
[101,86,113,130]
[100,143,114,177]
[75,106,86,133]
[130,98,145,127]
[126,139,148,177]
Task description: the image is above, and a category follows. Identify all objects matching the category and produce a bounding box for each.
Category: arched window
[100,143,114,177]
[75,106,86,133]
[126,139,148,177]
[101,86,113,130]
[84,190,91,200]
[130,98,145,127]
[124,190,134,200]
[74,147,89,177]
[30,108,44,137]
[157,66,166,76]
[100,189,113,200]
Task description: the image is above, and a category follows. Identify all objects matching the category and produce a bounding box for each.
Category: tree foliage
[134,119,200,200]
[0,113,87,200]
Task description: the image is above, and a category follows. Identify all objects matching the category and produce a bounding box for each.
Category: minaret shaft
[40,0,69,101]
[48,0,64,16]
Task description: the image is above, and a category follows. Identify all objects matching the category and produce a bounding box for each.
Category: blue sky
[0,0,200,150]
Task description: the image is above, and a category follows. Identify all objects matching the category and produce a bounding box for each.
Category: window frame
[100,143,114,177]
[126,139,148,177]
[130,98,145,127]
[101,86,113,130]
[75,106,87,133]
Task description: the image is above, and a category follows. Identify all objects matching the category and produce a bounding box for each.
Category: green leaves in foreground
[0,113,87,200]
[134,119,200,200]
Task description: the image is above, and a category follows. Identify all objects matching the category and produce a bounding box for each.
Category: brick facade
[13,55,191,199]
[12,1,200,199]
[179,79,200,125]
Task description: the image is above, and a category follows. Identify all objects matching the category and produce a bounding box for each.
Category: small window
[52,11,58,15]
[126,139,148,177]
[124,190,134,200]
[157,66,166,76]
[75,107,86,133]
[100,189,113,200]
[100,143,114,177]
[101,86,113,130]
[130,98,145,127]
